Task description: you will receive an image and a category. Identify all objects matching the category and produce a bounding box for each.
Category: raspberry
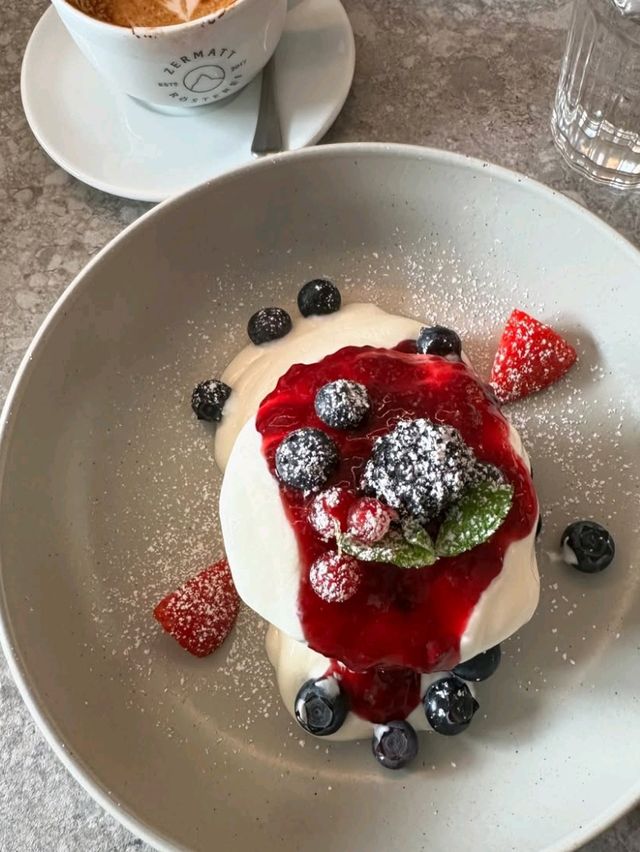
[347,497,395,543]
[309,553,363,603]
[308,486,355,540]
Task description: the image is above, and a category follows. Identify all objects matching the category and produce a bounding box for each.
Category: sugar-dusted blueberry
[275,427,339,492]
[536,513,543,540]
[247,307,292,345]
[561,521,615,573]
[361,418,476,522]
[372,720,419,770]
[295,677,348,736]
[417,325,462,358]
[453,645,501,682]
[298,278,341,317]
[424,676,478,735]
[191,379,231,422]
[314,379,370,430]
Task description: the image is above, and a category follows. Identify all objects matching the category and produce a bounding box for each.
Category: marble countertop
[0,0,639,849]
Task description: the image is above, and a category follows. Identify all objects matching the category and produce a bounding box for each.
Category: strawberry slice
[490,309,577,403]
[154,558,240,657]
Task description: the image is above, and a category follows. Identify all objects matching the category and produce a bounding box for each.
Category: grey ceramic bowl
[1,144,639,852]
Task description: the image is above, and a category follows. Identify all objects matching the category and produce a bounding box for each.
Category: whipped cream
[217,303,539,740]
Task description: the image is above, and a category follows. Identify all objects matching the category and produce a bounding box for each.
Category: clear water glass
[552,0,640,187]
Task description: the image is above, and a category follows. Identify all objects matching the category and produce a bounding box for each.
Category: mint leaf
[335,480,512,568]
[337,529,437,569]
[402,519,436,552]
[435,481,514,558]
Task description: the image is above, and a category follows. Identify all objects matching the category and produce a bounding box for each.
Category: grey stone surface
[0,0,639,849]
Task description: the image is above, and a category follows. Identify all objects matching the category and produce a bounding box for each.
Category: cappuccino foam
[69,0,235,27]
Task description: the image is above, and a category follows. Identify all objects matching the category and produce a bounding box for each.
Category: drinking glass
[552,0,640,187]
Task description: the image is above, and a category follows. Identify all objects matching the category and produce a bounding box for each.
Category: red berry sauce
[330,662,422,724]
[255,344,537,723]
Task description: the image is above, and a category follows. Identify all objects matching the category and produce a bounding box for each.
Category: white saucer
[21,1,355,202]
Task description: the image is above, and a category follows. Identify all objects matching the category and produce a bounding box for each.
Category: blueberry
[275,427,339,491]
[298,279,341,317]
[417,326,462,358]
[424,676,479,735]
[191,379,231,422]
[561,521,615,573]
[536,513,543,540]
[295,677,348,736]
[453,645,501,682]
[247,307,292,345]
[372,720,419,770]
[315,380,370,430]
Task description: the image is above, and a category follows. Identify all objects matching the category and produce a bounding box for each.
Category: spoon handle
[251,55,283,157]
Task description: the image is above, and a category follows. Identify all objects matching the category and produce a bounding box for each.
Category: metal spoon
[251,54,283,156]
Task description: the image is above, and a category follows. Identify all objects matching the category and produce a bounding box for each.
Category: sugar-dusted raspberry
[347,497,395,543]
[309,552,363,603]
[308,486,355,540]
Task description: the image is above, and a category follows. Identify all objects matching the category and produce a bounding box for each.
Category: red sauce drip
[329,663,422,724]
[256,345,537,723]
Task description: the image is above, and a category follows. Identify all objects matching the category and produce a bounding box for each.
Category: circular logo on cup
[183,64,226,94]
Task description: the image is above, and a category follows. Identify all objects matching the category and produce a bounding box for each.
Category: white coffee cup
[50,0,288,110]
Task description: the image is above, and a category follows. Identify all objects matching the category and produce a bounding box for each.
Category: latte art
[69,0,235,27]
[163,0,206,21]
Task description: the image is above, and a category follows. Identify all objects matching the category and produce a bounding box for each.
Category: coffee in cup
[69,0,236,28]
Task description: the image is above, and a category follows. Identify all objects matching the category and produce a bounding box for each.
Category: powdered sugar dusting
[79,236,638,754]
